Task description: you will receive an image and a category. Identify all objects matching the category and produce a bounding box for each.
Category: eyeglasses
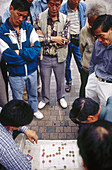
[94,34,105,39]
[16,12,27,19]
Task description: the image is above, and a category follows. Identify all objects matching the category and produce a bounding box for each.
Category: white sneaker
[34,110,44,119]
[38,101,46,109]
[59,98,67,109]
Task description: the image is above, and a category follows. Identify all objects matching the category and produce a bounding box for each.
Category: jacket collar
[1,18,25,34]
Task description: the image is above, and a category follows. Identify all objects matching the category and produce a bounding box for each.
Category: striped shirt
[67,6,80,35]
[0,123,31,170]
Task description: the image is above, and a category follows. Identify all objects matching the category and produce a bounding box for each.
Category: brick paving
[28,58,81,140]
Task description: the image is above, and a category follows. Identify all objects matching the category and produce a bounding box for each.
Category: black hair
[92,14,112,33]
[69,97,99,124]
[47,0,63,4]
[78,120,112,170]
[10,0,30,12]
[0,99,33,127]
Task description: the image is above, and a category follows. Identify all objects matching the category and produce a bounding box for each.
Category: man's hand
[30,42,34,47]
[52,36,68,45]
[25,129,38,144]
[15,50,19,55]
[36,30,44,36]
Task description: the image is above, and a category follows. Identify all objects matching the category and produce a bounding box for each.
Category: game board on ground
[40,141,80,169]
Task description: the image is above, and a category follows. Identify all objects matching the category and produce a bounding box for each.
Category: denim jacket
[99,96,112,123]
[2,0,47,23]
[60,0,87,29]
[30,0,47,22]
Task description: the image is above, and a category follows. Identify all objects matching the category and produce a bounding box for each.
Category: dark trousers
[0,66,7,107]
[79,68,89,97]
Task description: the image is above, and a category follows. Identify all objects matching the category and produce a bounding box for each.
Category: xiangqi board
[40,142,79,169]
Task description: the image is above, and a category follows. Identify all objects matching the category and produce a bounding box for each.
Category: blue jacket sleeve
[3,48,27,65]
[19,41,41,62]
[60,2,67,15]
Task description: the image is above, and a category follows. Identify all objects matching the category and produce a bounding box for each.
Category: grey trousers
[0,67,7,107]
[40,56,66,103]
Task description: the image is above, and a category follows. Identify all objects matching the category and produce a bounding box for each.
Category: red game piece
[49,160,51,163]
[42,160,45,164]
[42,153,45,157]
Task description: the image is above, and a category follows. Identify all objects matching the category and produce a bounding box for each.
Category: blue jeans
[9,70,38,112]
[65,42,82,84]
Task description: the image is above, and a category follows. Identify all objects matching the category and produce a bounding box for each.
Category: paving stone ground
[27,58,81,140]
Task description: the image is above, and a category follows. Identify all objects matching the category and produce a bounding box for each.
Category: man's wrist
[15,50,19,55]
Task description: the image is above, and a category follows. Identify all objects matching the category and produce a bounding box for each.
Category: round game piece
[42,160,45,164]
[42,153,45,157]
[28,150,31,153]
[64,165,67,169]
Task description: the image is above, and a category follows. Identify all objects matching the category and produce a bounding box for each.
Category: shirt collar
[6,18,22,31]
[47,11,60,22]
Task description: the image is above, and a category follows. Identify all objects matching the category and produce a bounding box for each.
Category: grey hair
[85,0,107,17]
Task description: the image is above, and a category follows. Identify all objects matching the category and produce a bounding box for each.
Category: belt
[45,55,57,58]
[96,75,112,83]
[70,34,79,39]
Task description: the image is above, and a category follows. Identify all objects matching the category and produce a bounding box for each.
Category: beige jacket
[79,25,96,72]
[39,9,68,63]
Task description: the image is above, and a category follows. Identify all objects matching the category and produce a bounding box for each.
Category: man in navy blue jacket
[0,0,43,119]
